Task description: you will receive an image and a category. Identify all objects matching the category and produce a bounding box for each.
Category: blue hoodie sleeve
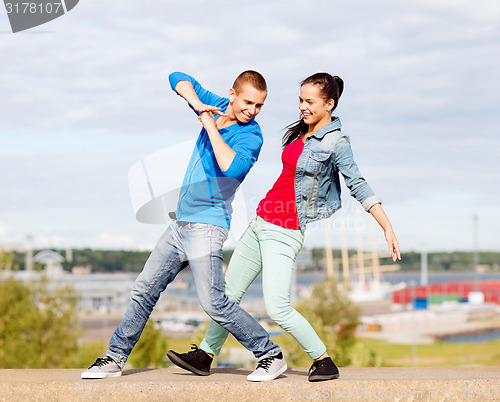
[222,124,264,183]
[168,72,228,113]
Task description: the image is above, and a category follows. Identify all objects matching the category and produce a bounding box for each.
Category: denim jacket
[295,117,381,230]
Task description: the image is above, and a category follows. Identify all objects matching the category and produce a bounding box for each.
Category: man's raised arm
[168,72,226,115]
[174,81,225,116]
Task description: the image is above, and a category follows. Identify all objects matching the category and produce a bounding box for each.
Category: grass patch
[358,337,500,367]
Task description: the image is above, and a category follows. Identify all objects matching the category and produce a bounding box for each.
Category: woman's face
[299,83,334,127]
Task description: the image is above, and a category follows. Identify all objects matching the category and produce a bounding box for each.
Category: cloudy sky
[0,0,499,253]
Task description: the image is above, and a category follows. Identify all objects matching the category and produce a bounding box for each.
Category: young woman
[170,73,401,382]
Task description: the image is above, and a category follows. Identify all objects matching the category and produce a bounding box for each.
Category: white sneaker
[81,356,122,379]
[247,352,287,382]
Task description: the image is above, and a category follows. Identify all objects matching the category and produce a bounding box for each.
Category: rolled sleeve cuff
[362,195,382,212]
[222,154,250,182]
[168,72,193,94]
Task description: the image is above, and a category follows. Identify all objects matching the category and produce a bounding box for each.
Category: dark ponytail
[333,75,344,98]
[282,73,344,148]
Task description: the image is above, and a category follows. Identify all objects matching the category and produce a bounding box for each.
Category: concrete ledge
[1,367,499,402]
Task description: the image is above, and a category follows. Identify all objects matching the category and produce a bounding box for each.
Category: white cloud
[0,0,499,251]
[0,225,8,237]
[410,0,500,22]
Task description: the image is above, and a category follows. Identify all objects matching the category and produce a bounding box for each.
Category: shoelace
[89,357,115,369]
[255,356,274,371]
[185,344,201,356]
[308,359,325,376]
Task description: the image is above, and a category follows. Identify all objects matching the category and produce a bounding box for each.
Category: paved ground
[1,367,499,401]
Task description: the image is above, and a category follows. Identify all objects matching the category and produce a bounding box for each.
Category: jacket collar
[310,116,342,139]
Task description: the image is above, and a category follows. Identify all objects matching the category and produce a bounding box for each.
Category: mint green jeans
[200,216,327,359]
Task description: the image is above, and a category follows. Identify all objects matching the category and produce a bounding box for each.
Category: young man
[81,71,287,382]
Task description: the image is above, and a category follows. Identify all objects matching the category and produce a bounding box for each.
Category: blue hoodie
[169,72,263,228]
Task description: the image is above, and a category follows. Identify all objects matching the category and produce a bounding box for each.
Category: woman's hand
[369,203,401,262]
[384,228,401,262]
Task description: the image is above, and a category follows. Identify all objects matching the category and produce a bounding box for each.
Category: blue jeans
[107,220,281,368]
[200,216,326,359]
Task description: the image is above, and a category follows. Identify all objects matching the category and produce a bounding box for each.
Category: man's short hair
[233,70,267,94]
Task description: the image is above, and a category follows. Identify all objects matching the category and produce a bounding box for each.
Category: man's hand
[173,80,227,117]
[195,104,227,116]
[198,111,236,171]
[198,111,218,131]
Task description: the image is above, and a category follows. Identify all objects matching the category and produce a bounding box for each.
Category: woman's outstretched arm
[368,203,401,262]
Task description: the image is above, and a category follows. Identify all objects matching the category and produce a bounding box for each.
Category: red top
[256,138,305,230]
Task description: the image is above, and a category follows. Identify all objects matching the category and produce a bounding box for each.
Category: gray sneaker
[247,352,287,382]
[81,356,122,379]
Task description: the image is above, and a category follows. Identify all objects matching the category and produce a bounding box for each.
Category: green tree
[280,278,380,367]
[127,319,169,368]
[0,249,16,271]
[0,276,80,368]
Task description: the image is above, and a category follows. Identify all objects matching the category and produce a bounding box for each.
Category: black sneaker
[308,357,339,382]
[167,344,213,376]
